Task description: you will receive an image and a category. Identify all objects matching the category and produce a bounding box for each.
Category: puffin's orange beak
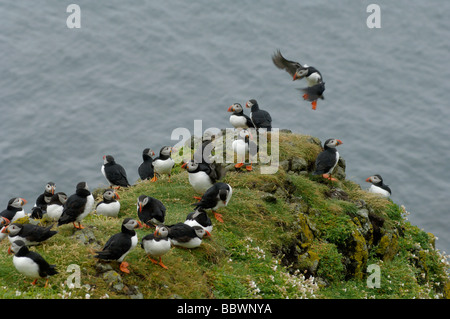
[139,203,143,213]
[227,105,234,112]
[7,246,12,255]
[293,74,297,81]
[136,221,143,229]
[205,230,212,238]
[114,192,120,200]
[1,227,9,234]
[21,198,28,205]
[1,217,10,226]
[365,177,371,183]
[337,140,343,145]
[181,162,187,169]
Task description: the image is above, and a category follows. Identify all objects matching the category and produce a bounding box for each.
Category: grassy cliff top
[0,131,448,299]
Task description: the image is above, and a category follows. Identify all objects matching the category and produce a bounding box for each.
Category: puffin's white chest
[306,72,321,86]
[77,194,94,222]
[184,219,213,233]
[13,256,40,278]
[96,201,121,217]
[230,115,248,128]
[119,233,138,262]
[142,238,171,257]
[213,186,233,210]
[12,209,27,222]
[153,158,174,175]
[188,171,213,194]
[171,237,202,249]
[368,185,391,197]
[47,204,64,221]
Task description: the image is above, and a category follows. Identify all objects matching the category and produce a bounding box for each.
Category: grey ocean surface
[1,1,449,253]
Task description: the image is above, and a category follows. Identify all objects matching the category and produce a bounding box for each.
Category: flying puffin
[101,155,131,188]
[94,218,142,273]
[96,189,121,218]
[192,182,233,223]
[46,192,68,221]
[141,225,171,269]
[312,139,343,181]
[138,148,155,181]
[272,49,325,110]
[136,195,166,228]
[245,99,272,132]
[228,103,254,130]
[152,146,175,182]
[165,223,211,249]
[9,240,58,287]
[182,160,226,199]
[0,197,28,223]
[366,175,391,197]
[2,223,57,246]
[34,182,56,211]
[184,208,213,233]
[57,182,94,230]
[232,129,258,171]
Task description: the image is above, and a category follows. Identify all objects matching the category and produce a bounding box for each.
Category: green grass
[0,132,448,299]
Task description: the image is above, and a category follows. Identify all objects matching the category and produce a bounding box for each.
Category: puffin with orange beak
[96,189,121,218]
[312,138,343,182]
[192,182,232,223]
[141,225,171,269]
[34,182,55,211]
[272,49,325,110]
[366,175,391,197]
[94,218,142,273]
[232,129,258,171]
[0,197,28,223]
[182,160,226,200]
[9,240,58,288]
[57,182,94,230]
[137,195,166,228]
[152,146,175,182]
[228,103,254,130]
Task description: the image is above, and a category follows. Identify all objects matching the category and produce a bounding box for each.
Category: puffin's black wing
[168,223,196,243]
[21,224,57,242]
[252,110,272,130]
[95,233,130,260]
[138,161,154,180]
[272,49,304,78]
[299,83,325,101]
[26,251,58,277]
[192,184,220,210]
[243,114,255,128]
[106,165,130,187]
[313,150,336,175]
[58,195,86,225]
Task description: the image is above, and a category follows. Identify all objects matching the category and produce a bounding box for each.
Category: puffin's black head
[76,181,89,191]
[143,148,155,158]
[159,146,173,157]
[137,195,149,213]
[9,240,27,255]
[365,175,384,185]
[181,160,198,172]
[245,99,258,109]
[103,155,115,165]
[228,103,243,114]
[7,197,27,209]
[103,189,120,201]
[323,138,343,150]
[75,182,91,197]
[45,182,56,195]
[218,189,228,202]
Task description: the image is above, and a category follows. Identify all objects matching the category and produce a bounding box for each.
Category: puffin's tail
[298,82,325,101]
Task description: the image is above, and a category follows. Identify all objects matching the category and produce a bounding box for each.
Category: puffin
[245,99,272,132]
[232,129,258,171]
[193,132,216,164]
[96,189,121,217]
[312,138,343,181]
[0,217,11,242]
[2,223,57,246]
[34,182,56,211]
[184,208,213,233]
[152,146,175,182]
[228,103,254,130]
[94,218,142,273]
[138,148,155,181]
[182,160,226,199]
[101,155,131,188]
[141,225,171,269]
[272,49,325,110]
[366,175,391,197]
[192,182,233,223]
[30,207,45,220]
[137,195,166,228]
[0,197,28,223]
[9,240,58,288]
[166,223,211,249]
[57,182,94,229]
[46,192,68,221]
